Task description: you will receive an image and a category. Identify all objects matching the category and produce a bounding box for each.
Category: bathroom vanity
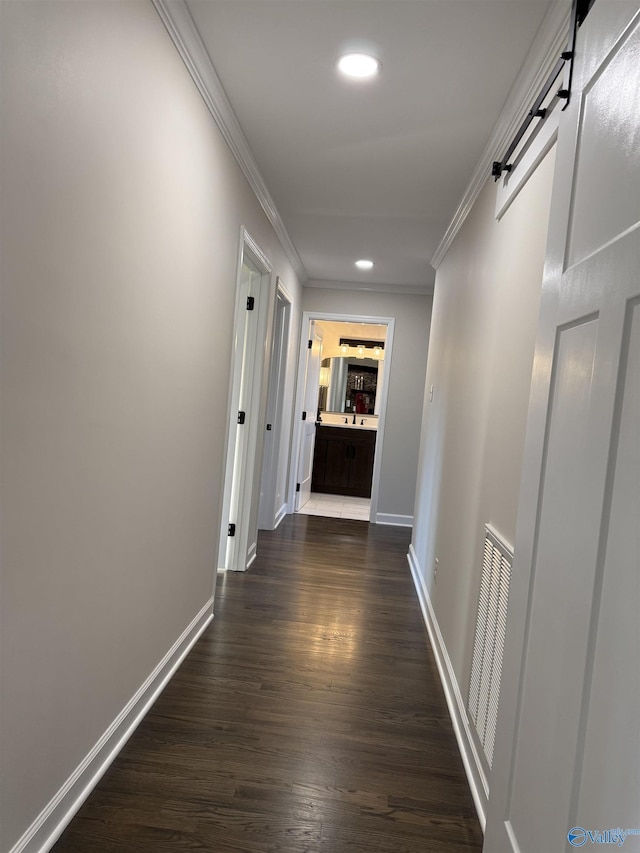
[311,424,376,498]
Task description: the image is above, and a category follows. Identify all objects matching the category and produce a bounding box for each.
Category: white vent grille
[468,525,513,768]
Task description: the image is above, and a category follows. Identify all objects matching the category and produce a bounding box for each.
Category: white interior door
[218,233,272,573]
[258,283,291,530]
[295,321,323,511]
[485,5,640,852]
[223,258,260,572]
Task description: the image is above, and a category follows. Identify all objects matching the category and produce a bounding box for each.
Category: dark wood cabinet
[312,426,376,498]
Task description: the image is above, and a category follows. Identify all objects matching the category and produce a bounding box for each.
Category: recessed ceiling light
[337,53,381,80]
[355,259,374,270]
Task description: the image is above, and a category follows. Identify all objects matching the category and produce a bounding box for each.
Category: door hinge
[247,296,255,310]
[228,523,236,537]
[302,411,307,421]
[308,339,312,349]
[237,411,246,424]
[296,483,301,493]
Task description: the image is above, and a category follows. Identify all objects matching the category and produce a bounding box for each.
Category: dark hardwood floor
[52,514,483,853]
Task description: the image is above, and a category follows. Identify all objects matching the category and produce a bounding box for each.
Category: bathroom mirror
[320,357,379,414]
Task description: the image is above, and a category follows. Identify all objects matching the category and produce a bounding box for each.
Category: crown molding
[305,278,433,297]
[431,0,571,269]
[151,0,307,284]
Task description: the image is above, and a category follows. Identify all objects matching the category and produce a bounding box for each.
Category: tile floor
[295,492,371,521]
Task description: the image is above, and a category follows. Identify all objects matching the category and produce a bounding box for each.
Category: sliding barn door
[485,4,640,852]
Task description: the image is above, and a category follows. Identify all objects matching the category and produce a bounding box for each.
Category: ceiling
[185,0,553,292]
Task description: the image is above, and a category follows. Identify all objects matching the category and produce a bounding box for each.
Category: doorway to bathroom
[290,312,395,523]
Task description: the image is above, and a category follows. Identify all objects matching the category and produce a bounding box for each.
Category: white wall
[0,2,301,849]
[410,145,556,796]
[302,287,432,521]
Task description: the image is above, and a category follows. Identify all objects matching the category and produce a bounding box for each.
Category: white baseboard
[10,598,214,853]
[274,503,287,529]
[375,512,413,527]
[407,545,488,831]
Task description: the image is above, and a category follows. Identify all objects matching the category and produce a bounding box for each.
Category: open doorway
[290,313,395,523]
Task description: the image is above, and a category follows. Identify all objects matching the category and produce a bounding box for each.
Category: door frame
[217,227,273,572]
[288,311,396,522]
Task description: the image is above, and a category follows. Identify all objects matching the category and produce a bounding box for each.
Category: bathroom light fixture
[357,345,365,357]
[339,337,384,353]
[337,53,381,80]
[373,346,382,358]
[355,259,374,270]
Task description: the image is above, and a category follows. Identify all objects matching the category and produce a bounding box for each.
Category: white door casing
[295,321,323,511]
[485,5,640,853]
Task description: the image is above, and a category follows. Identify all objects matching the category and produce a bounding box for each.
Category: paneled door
[485,5,640,852]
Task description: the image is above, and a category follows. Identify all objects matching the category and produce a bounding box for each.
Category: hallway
[52,515,482,853]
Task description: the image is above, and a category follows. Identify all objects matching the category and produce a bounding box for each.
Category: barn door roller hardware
[492,0,594,181]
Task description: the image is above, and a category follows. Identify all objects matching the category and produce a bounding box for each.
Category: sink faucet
[343,417,348,424]
[352,413,356,425]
